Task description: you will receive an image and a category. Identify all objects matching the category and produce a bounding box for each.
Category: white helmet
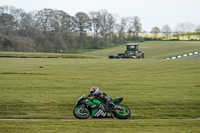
[90,87,99,93]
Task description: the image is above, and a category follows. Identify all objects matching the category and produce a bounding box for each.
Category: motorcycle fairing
[91,108,113,118]
[87,99,113,118]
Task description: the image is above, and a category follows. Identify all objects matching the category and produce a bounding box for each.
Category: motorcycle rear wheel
[73,106,90,119]
[113,104,131,119]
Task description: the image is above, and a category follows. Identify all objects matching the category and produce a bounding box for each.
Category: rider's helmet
[90,87,99,94]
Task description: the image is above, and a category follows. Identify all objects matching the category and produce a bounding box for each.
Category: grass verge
[0,51,99,58]
[0,119,199,133]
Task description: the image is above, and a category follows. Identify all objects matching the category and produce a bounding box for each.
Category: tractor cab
[126,43,139,52]
[109,43,144,59]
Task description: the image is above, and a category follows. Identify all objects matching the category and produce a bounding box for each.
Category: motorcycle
[73,94,131,119]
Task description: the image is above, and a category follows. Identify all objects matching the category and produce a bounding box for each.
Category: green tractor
[109,43,144,59]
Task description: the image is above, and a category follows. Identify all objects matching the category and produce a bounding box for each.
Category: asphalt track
[184,55,200,59]
[0,118,199,121]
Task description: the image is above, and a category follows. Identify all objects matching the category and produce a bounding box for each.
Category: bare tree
[195,25,200,39]
[133,16,142,38]
[98,10,116,39]
[57,11,75,49]
[126,16,142,40]
[89,11,100,38]
[184,22,195,40]
[0,13,16,35]
[176,23,186,40]
[174,27,181,40]
[74,12,91,48]
[0,5,15,14]
[175,22,196,40]
[151,26,160,40]
[89,9,116,47]
[162,24,171,40]
[89,11,101,48]
[34,8,55,32]
[116,17,127,43]
[126,17,134,39]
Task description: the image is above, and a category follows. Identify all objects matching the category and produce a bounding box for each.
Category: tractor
[109,43,144,59]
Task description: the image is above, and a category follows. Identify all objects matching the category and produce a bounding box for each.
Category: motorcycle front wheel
[73,106,90,119]
[113,104,131,119]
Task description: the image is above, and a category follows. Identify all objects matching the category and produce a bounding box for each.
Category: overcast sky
[0,0,200,32]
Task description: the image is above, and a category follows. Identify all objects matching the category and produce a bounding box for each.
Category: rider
[87,87,123,110]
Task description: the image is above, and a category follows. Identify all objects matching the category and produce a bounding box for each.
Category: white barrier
[166,51,200,59]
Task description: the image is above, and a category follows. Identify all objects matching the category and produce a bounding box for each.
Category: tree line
[1,6,199,53]
[0,6,142,52]
[151,23,200,40]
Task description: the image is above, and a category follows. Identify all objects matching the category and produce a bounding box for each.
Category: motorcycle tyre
[113,104,131,119]
[73,106,90,119]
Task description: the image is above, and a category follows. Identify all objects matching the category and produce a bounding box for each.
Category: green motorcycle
[73,94,131,119]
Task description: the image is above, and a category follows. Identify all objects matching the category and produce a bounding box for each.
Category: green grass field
[0,58,199,119]
[0,41,200,132]
[81,41,200,59]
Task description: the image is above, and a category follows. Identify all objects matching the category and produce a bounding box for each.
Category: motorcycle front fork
[80,104,85,111]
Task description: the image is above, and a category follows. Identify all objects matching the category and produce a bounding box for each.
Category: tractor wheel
[141,53,144,59]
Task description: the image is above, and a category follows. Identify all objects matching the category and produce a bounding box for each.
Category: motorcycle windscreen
[112,97,123,104]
